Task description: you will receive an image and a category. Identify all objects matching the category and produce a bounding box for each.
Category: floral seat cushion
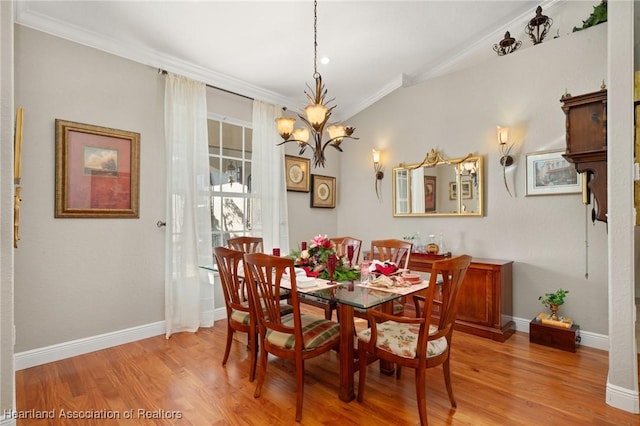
[266,313,339,350]
[357,321,447,359]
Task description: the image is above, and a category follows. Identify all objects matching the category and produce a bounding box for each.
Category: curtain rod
[158,69,254,101]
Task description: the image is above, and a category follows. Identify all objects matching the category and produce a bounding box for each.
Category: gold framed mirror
[392,154,484,217]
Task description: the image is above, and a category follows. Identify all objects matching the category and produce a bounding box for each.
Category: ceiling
[15,1,591,121]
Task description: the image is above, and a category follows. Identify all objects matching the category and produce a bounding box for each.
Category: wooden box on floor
[529,317,580,352]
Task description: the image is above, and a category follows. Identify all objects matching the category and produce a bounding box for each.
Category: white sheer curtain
[251,100,290,253]
[164,73,213,338]
[411,167,425,213]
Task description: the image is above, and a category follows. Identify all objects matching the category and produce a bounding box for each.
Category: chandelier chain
[313,0,318,78]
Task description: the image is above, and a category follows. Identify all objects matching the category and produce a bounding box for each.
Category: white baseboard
[15,321,166,370]
[606,382,640,413]
[0,415,16,426]
[15,307,229,370]
[513,316,609,351]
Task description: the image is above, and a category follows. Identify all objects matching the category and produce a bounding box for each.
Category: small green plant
[539,289,569,306]
[573,0,607,33]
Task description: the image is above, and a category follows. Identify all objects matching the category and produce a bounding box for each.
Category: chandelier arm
[276,139,309,148]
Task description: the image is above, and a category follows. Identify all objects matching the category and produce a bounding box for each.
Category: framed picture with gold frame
[55,119,140,218]
[310,174,336,208]
[285,155,310,192]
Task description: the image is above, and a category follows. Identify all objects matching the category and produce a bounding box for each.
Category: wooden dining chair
[213,246,258,382]
[362,238,414,317]
[229,236,289,302]
[356,255,472,426]
[227,236,263,253]
[331,236,362,265]
[370,238,412,271]
[298,236,363,320]
[243,253,340,422]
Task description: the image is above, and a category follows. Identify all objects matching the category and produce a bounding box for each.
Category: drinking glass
[301,241,307,251]
[272,248,280,256]
[360,259,371,284]
[327,254,337,284]
[347,244,355,268]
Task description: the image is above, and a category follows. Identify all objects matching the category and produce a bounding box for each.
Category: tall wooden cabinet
[408,255,515,342]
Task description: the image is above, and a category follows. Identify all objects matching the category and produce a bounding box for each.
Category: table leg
[338,303,355,402]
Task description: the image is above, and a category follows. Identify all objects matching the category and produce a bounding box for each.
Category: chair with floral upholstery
[243,252,340,422]
[356,254,472,425]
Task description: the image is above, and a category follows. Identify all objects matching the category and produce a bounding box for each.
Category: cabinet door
[456,268,493,326]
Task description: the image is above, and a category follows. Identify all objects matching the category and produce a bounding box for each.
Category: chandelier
[275,0,357,168]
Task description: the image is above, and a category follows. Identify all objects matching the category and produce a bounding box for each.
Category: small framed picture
[285,155,310,192]
[449,180,472,200]
[55,119,140,218]
[526,150,582,196]
[424,176,436,212]
[310,174,336,208]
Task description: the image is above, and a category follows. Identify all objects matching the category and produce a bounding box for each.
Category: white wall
[339,24,609,334]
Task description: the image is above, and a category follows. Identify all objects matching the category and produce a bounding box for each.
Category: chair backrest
[370,239,413,270]
[426,254,472,337]
[213,246,248,311]
[243,253,302,345]
[331,236,362,264]
[228,236,264,254]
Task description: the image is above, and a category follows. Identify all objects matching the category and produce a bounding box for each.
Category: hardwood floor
[15,310,640,426]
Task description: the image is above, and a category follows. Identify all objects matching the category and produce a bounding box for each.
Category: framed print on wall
[285,155,310,192]
[525,150,582,196]
[449,180,472,200]
[55,119,140,218]
[310,174,336,208]
[424,175,436,212]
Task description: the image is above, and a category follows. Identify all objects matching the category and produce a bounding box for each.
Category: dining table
[201,263,431,403]
[281,274,432,402]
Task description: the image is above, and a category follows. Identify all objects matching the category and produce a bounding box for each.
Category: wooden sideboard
[408,254,515,342]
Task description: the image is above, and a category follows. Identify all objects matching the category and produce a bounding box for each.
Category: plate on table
[296,276,317,288]
[402,273,422,285]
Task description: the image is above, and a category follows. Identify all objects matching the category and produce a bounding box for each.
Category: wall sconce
[497,126,514,197]
[372,149,384,201]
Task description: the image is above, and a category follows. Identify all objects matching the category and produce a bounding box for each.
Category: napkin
[369,260,398,276]
[284,267,309,278]
[300,266,320,278]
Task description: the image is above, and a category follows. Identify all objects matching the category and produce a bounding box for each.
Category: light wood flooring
[15,308,640,426]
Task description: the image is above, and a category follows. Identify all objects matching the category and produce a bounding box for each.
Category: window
[208,116,256,247]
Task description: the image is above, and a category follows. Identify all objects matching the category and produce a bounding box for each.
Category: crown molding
[14,2,297,110]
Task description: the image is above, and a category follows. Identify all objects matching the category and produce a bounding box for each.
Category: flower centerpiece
[289,235,359,281]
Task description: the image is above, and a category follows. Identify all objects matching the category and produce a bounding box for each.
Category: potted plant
[539,289,569,320]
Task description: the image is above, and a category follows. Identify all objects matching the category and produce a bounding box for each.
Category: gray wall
[339,23,609,334]
[10,19,611,344]
[14,27,166,351]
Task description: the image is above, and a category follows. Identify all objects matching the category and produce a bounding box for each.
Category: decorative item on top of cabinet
[560,86,607,222]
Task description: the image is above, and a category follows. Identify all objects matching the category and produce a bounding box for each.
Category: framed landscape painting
[525,150,582,196]
[55,119,140,218]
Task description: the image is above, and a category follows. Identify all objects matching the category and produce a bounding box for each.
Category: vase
[548,304,560,321]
